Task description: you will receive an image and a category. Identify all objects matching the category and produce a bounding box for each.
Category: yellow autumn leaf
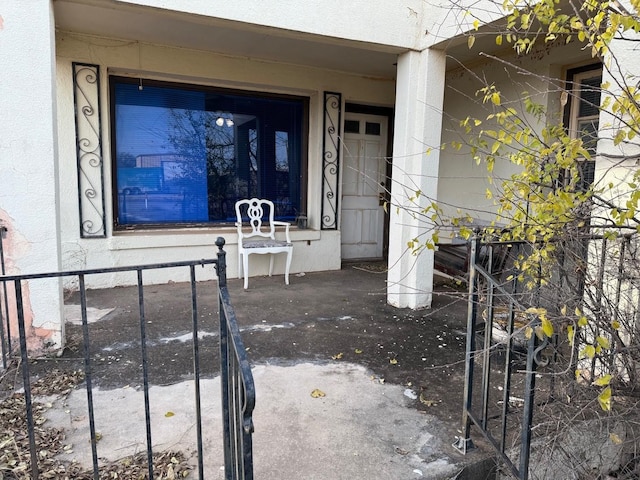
[525,307,547,316]
[389,358,398,365]
[331,352,343,360]
[468,35,476,49]
[525,326,533,340]
[598,386,612,411]
[578,316,588,328]
[311,388,326,398]
[567,325,575,346]
[611,320,621,330]
[581,344,596,359]
[541,316,554,337]
[165,411,175,418]
[593,374,612,387]
[596,336,610,349]
[355,349,363,354]
[560,305,567,316]
[610,433,623,444]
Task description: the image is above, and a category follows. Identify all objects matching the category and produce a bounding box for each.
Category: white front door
[341,113,388,260]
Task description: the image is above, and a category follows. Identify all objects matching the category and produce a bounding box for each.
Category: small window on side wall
[110,77,307,229]
[566,65,602,189]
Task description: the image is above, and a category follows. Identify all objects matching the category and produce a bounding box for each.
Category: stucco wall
[0,1,65,350]
[55,32,396,288]
[595,32,640,219]
[438,41,593,233]
[119,0,426,50]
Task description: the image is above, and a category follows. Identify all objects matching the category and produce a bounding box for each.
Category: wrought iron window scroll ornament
[73,63,106,238]
[321,92,342,230]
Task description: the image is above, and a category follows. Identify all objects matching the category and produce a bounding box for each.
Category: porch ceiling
[53,0,402,79]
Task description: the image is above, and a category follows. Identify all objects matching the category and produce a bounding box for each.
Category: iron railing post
[190,265,205,480]
[217,236,256,479]
[135,269,155,480]
[480,244,494,430]
[15,280,39,478]
[519,319,539,480]
[0,225,10,368]
[78,275,100,479]
[216,237,227,287]
[219,291,232,479]
[216,236,233,478]
[454,233,479,453]
[500,275,518,454]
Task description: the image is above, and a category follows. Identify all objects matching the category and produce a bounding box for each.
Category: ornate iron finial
[215,237,227,286]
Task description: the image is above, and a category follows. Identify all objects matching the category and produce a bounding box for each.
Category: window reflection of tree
[167,109,260,221]
[166,108,294,221]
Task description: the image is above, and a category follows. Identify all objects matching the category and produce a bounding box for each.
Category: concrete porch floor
[32,262,494,479]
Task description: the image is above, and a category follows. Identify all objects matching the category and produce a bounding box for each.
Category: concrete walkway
[39,263,493,479]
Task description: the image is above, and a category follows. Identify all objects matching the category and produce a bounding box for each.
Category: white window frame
[565,65,602,190]
[567,67,602,155]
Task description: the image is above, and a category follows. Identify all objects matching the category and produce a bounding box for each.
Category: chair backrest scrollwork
[235,198,276,240]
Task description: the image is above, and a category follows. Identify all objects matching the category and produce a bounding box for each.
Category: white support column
[0,1,64,350]
[387,48,446,309]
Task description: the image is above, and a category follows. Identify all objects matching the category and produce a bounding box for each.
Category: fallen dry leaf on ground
[310,389,326,398]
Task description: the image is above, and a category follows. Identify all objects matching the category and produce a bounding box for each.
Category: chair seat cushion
[243,239,292,248]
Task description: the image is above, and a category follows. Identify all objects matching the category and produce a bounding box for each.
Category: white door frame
[340,111,391,260]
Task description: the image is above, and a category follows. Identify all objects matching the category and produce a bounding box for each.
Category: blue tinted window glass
[112,78,304,226]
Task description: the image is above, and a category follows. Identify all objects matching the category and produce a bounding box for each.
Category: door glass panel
[365,122,381,136]
[345,120,360,134]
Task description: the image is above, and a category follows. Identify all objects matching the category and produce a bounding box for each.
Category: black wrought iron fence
[453,237,544,479]
[0,236,255,479]
[455,231,640,480]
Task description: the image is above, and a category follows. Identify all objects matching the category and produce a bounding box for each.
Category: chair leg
[238,251,243,279]
[243,253,250,289]
[284,249,292,285]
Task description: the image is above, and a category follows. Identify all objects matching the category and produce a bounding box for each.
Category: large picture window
[110,77,307,228]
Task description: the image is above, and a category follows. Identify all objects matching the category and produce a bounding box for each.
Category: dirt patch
[0,368,192,479]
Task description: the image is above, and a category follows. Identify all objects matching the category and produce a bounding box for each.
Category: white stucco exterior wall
[0,0,64,349]
[595,32,640,206]
[438,41,591,228]
[119,0,426,50]
[387,48,446,309]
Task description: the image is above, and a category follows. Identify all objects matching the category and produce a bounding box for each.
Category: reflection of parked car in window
[118,167,163,195]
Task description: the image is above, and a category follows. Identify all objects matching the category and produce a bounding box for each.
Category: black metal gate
[454,236,550,480]
[0,234,254,479]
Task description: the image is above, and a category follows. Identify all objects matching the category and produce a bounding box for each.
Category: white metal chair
[235,198,293,289]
